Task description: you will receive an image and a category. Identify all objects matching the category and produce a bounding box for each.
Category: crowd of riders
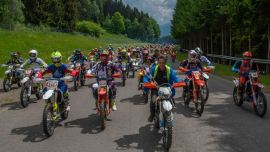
[1,43,267,149]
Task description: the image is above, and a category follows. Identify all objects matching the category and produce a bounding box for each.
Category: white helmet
[188,50,197,59]
[29,49,38,60]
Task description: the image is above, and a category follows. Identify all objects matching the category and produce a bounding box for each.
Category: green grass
[177,52,270,90]
[0,28,142,77]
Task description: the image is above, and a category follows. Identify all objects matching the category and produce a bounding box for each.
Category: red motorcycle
[170,51,176,63]
[71,62,86,91]
[85,73,121,130]
[179,67,212,115]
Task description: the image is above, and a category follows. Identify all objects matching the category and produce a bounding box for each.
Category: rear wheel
[3,77,11,92]
[254,91,267,117]
[20,86,30,108]
[43,103,55,137]
[233,87,243,106]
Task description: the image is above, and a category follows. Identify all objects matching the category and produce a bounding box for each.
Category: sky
[122,0,177,36]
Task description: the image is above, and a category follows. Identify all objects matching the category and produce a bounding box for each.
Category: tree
[111,12,125,34]
[0,0,25,27]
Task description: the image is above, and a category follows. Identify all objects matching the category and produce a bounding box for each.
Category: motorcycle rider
[20,50,47,69]
[5,52,24,78]
[232,51,259,101]
[38,51,76,111]
[180,50,203,94]
[194,47,213,66]
[144,56,180,122]
[91,50,121,111]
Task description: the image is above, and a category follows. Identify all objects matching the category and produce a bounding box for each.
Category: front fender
[5,70,11,75]
[195,80,206,87]
[43,90,54,100]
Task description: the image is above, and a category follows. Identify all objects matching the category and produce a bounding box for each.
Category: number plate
[192,71,200,79]
[250,72,258,78]
[45,80,58,90]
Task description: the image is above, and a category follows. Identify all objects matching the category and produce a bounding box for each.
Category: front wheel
[202,84,209,103]
[254,91,267,117]
[195,88,205,116]
[20,86,30,108]
[43,103,55,137]
[233,87,243,106]
[99,103,106,130]
[74,77,78,91]
[80,73,85,86]
[163,126,173,151]
[3,77,12,92]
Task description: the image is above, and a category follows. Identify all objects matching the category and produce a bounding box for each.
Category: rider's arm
[179,60,188,68]
[200,56,212,66]
[232,60,241,73]
[20,59,30,68]
[170,68,180,83]
[251,62,259,72]
[38,58,48,68]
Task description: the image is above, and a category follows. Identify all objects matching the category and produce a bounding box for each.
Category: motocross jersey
[21,58,47,69]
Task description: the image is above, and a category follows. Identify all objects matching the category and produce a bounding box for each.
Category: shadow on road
[114,124,164,152]
[174,101,201,118]
[10,123,47,143]
[64,114,103,134]
[197,90,270,152]
[1,101,22,110]
[120,94,146,105]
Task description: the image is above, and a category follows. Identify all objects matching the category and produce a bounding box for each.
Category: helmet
[195,47,203,55]
[100,50,109,56]
[188,50,197,59]
[143,49,149,55]
[74,49,81,55]
[11,52,19,59]
[243,51,252,58]
[121,49,127,54]
[29,49,38,60]
[51,51,62,63]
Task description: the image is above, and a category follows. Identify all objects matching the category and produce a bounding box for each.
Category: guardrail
[207,54,270,73]
[207,54,270,64]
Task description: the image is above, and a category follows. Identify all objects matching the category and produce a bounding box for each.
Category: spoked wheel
[99,103,106,130]
[163,126,173,151]
[151,93,159,129]
[254,91,267,117]
[73,77,79,91]
[43,103,56,137]
[3,77,12,92]
[233,87,243,106]
[195,88,205,116]
[20,86,30,108]
[183,88,190,107]
[80,74,85,86]
[201,84,209,103]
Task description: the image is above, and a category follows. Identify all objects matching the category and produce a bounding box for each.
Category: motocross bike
[144,81,185,151]
[180,67,212,116]
[170,51,176,63]
[20,68,43,108]
[1,64,23,92]
[130,58,141,78]
[120,61,129,86]
[233,71,267,117]
[85,72,121,130]
[35,76,73,137]
[71,61,86,91]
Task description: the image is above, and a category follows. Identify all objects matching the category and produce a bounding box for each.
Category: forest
[0,0,160,42]
[171,0,270,59]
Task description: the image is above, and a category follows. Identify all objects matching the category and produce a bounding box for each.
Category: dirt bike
[35,76,73,137]
[179,67,212,116]
[1,64,23,92]
[144,81,185,151]
[20,68,43,108]
[233,71,267,117]
[171,52,176,63]
[120,61,129,86]
[85,72,121,130]
[71,62,86,91]
[130,58,141,78]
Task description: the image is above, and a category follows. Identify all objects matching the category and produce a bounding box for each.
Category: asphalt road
[0,62,270,152]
